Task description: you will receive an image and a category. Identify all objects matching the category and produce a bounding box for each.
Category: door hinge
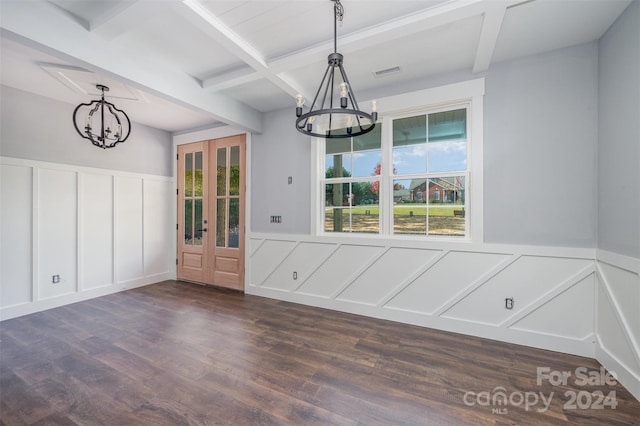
[176,258,178,265]
[176,154,179,160]
[176,223,179,230]
[176,188,179,195]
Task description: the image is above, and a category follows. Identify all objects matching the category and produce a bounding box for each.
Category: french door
[177,135,245,290]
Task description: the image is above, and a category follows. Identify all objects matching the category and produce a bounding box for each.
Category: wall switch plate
[52,275,60,284]
[270,215,282,224]
[288,176,293,184]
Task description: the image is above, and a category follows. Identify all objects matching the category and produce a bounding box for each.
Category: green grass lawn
[329,204,464,217]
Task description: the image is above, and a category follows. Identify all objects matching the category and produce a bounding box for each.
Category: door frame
[172,129,251,290]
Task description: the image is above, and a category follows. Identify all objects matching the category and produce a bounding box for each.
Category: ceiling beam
[0,0,263,133]
[203,0,526,93]
[177,0,304,98]
[472,3,508,73]
[90,0,168,41]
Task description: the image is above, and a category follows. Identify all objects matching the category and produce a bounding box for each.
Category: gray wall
[251,43,600,249]
[1,85,172,176]
[597,0,640,258]
[251,107,311,233]
[484,42,599,247]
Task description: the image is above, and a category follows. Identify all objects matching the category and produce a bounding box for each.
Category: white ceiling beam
[90,0,168,41]
[0,0,263,133]
[205,0,526,92]
[177,0,305,98]
[472,3,508,73]
[201,67,261,91]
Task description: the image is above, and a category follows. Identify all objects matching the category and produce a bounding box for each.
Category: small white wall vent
[372,66,401,78]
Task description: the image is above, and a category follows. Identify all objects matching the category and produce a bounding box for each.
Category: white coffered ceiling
[0,0,632,134]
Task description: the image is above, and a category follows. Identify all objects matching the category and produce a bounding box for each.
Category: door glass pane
[228,198,239,248]
[217,147,227,196]
[194,199,203,246]
[194,151,203,197]
[216,199,226,247]
[184,199,193,244]
[230,146,240,196]
[184,153,193,197]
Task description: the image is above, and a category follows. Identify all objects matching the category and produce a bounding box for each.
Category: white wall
[596,0,640,402]
[0,157,175,320]
[0,85,173,177]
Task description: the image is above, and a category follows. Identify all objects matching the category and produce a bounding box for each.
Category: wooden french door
[177,135,245,290]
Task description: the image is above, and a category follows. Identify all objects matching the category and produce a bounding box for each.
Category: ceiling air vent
[372,66,401,78]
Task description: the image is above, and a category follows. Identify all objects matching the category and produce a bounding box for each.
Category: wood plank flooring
[1,280,638,425]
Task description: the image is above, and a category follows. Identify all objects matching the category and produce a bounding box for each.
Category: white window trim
[310,78,484,242]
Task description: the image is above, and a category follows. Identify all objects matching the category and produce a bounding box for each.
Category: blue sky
[326,140,467,178]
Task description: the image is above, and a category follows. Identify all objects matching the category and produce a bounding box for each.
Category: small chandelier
[295,0,377,139]
[73,84,131,149]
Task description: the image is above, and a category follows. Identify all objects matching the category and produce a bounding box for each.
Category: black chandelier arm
[296,108,375,139]
[103,101,132,143]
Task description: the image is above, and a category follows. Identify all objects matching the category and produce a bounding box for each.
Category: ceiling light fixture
[295,0,377,139]
[73,84,131,149]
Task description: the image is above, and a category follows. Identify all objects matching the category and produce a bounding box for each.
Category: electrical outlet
[293,271,297,280]
[52,275,60,284]
[288,176,293,184]
[505,297,514,310]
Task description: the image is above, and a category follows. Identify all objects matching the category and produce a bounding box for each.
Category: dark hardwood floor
[1,281,638,425]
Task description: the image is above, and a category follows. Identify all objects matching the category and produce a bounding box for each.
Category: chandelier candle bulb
[372,100,378,121]
[296,94,304,117]
[340,82,349,108]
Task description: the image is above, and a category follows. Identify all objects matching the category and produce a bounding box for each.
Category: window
[316,79,484,241]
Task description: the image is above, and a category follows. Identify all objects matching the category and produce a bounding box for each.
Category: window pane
[353,150,381,178]
[393,115,427,175]
[194,199,203,246]
[216,199,226,247]
[428,206,465,236]
[228,198,239,248]
[324,208,349,233]
[394,205,427,235]
[428,177,465,205]
[184,153,193,197]
[428,141,467,172]
[326,153,352,178]
[217,147,226,196]
[184,199,192,244]
[393,179,427,235]
[230,146,240,196]
[428,109,466,142]
[351,205,379,233]
[325,138,351,155]
[353,125,381,152]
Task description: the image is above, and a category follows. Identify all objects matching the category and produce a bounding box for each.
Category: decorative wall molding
[595,249,640,401]
[247,232,597,357]
[0,156,175,321]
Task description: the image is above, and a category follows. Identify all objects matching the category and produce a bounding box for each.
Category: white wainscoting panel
[248,233,597,359]
[143,179,174,277]
[80,172,114,290]
[1,164,32,308]
[595,250,640,401]
[38,168,77,300]
[0,157,174,320]
[116,176,144,283]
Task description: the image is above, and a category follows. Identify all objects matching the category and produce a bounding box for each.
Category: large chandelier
[295,0,377,139]
[73,84,131,149]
